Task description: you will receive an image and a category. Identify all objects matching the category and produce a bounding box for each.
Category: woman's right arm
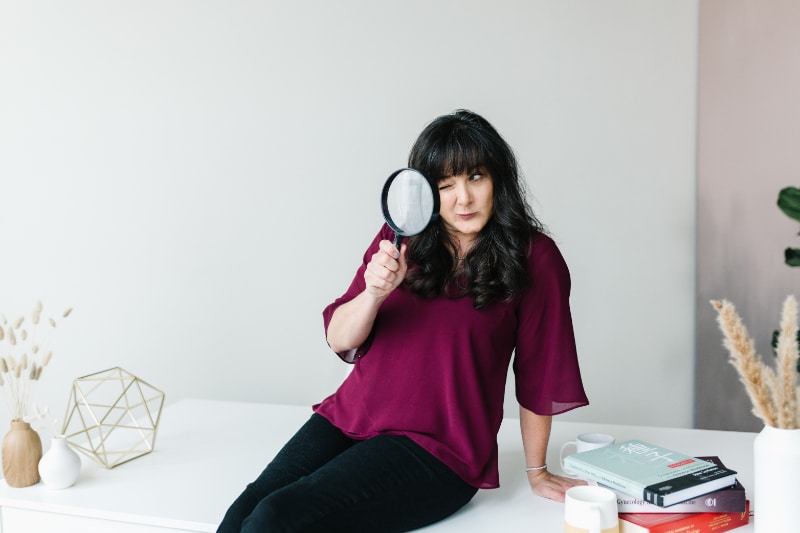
[326,240,407,353]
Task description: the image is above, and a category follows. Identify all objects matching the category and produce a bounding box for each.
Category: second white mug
[559,433,615,476]
[564,485,620,533]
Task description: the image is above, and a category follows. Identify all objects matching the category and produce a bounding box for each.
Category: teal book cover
[563,440,738,507]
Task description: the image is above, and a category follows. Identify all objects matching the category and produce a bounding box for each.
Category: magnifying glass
[381,168,440,250]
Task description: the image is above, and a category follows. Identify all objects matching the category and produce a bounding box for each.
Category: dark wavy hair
[404,109,545,309]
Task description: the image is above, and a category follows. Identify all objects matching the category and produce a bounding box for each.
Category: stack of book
[563,440,751,533]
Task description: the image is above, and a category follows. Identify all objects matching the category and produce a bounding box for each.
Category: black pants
[216,413,478,533]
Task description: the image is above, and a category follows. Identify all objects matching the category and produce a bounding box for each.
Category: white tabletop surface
[0,398,757,532]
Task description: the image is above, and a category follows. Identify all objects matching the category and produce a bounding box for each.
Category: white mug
[564,485,620,533]
[560,433,615,476]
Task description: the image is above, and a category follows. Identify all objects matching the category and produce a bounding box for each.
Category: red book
[619,500,750,533]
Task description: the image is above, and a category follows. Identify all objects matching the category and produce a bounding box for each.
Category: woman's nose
[454,182,472,205]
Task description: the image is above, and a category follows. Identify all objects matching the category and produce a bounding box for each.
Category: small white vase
[38,435,81,489]
[753,424,800,532]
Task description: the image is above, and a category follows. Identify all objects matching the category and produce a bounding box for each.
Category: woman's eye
[438,183,453,190]
[470,174,484,181]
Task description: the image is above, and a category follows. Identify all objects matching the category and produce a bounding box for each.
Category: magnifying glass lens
[381,169,439,248]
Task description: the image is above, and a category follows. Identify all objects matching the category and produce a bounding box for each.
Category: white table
[0,399,757,532]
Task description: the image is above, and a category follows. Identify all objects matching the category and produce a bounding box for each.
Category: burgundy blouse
[314,225,589,489]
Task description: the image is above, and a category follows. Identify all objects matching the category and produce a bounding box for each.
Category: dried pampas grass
[0,301,72,421]
[711,295,800,429]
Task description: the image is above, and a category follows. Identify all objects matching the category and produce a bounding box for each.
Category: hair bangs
[435,132,488,181]
[411,119,492,182]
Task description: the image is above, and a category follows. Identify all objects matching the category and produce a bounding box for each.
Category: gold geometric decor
[61,367,165,469]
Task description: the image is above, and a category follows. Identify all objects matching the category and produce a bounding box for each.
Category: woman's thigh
[217,413,356,533]
[242,434,478,533]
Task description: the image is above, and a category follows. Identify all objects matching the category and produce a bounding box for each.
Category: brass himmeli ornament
[62,367,165,469]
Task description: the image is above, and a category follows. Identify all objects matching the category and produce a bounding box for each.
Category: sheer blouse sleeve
[513,235,589,416]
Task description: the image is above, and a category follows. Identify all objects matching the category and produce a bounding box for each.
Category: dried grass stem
[0,302,72,420]
[712,296,800,429]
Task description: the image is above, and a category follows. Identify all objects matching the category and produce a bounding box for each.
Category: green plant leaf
[786,247,800,267]
[778,186,800,222]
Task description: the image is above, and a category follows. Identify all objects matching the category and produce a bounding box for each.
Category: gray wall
[0,1,698,433]
[696,0,800,431]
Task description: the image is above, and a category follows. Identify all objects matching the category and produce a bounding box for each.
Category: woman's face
[437,168,494,249]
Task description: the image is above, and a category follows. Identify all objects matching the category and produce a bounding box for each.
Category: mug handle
[559,440,578,475]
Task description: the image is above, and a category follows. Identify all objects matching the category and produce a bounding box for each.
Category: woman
[218,109,589,532]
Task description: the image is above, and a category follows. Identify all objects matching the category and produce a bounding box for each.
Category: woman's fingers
[364,241,406,296]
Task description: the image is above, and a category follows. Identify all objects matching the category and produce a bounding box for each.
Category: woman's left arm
[519,405,586,502]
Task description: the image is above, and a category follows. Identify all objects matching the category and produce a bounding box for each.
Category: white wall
[0,0,698,433]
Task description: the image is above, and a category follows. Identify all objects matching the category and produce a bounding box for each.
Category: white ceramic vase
[38,435,81,489]
[753,425,800,532]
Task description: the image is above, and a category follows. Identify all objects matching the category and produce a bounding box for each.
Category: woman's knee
[240,491,314,533]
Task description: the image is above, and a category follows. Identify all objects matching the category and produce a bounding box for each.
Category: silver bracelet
[525,464,547,471]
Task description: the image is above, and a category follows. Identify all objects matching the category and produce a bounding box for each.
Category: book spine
[616,489,746,513]
[655,509,749,533]
[562,457,644,498]
[620,502,750,533]
[642,466,737,506]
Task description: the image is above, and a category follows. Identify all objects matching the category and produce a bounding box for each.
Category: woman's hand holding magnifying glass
[364,240,407,300]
